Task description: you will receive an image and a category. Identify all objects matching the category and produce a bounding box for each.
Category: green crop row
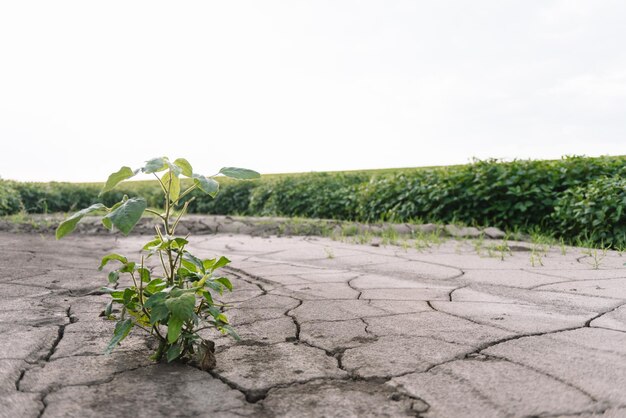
[1,155,625,247]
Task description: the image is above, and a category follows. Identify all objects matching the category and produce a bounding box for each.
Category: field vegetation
[2,155,625,248]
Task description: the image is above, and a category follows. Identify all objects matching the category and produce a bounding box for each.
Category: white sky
[1,1,625,182]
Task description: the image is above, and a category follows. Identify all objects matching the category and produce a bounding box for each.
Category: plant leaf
[173,158,193,177]
[183,252,204,272]
[211,256,231,272]
[145,279,167,295]
[167,316,183,343]
[192,174,219,197]
[142,157,168,174]
[222,324,240,341]
[162,171,181,202]
[150,303,169,325]
[219,167,260,180]
[103,197,147,235]
[166,343,182,362]
[215,277,233,292]
[165,292,196,321]
[98,253,128,271]
[144,292,167,308]
[104,319,133,354]
[108,271,120,284]
[104,300,113,317]
[100,166,137,195]
[56,203,106,239]
[138,268,150,283]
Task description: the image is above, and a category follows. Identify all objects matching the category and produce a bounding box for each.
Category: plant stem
[172,184,197,206]
[145,208,165,220]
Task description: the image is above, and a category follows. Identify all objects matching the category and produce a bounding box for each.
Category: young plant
[56,157,260,369]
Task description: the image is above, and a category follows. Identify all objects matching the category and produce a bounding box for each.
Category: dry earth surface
[1,227,626,417]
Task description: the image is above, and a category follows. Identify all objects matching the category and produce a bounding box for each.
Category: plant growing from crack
[56,157,259,369]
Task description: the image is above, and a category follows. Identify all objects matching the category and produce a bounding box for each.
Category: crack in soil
[215,264,432,413]
[584,301,626,327]
[13,305,72,418]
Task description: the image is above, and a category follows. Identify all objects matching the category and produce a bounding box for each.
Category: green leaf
[138,268,150,283]
[142,157,168,174]
[166,343,182,362]
[201,290,214,305]
[103,197,147,235]
[193,174,219,197]
[108,271,120,284]
[219,167,260,180]
[211,256,231,272]
[119,262,136,274]
[177,267,199,281]
[170,237,188,249]
[100,166,137,195]
[204,280,224,295]
[122,288,136,305]
[162,171,181,202]
[144,292,167,308]
[215,277,233,292]
[183,252,204,272]
[174,158,193,177]
[207,306,222,320]
[165,292,196,320]
[222,324,240,341]
[167,316,183,343]
[105,319,133,354]
[181,259,199,272]
[104,300,113,317]
[102,217,113,230]
[98,253,128,271]
[150,303,169,325]
[145,278,167,294]
[142,238,162,251]
[100,287,122,296]
[56,203,106,239]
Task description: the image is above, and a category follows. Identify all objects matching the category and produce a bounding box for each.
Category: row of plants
[2,155,625,246]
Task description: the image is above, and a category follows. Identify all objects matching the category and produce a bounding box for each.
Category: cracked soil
[1,228,626,418]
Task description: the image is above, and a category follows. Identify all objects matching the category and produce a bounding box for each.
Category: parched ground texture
[1,227,626,418]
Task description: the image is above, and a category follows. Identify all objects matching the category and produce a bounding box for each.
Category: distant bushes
[2,155,625,246]
[0,180,21,216]
[356,156,626,229]
[553,176,626,247]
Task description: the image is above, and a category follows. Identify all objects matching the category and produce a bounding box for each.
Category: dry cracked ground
[1,230,626,418]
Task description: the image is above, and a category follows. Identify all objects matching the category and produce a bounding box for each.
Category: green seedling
[381,227,399,246]
[324,247,335,259]
[56,157,259,369]
[473,234,485,255]
[486,241,511,261]
[530,250,544,267]
[588,246,608,270]
[559,238,567,256]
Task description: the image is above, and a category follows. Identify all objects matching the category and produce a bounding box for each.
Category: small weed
[324,247,335,259]
[413,233,431,251]
[381,227,399,246]
[559,238,567,256]
[530,250,544,267]
[341,224,359,237]
[473,235,485,255]
[587,246,608,269]
[486,241,511,261]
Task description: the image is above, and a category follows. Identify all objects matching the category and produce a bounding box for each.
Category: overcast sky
[1,1,624,182]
